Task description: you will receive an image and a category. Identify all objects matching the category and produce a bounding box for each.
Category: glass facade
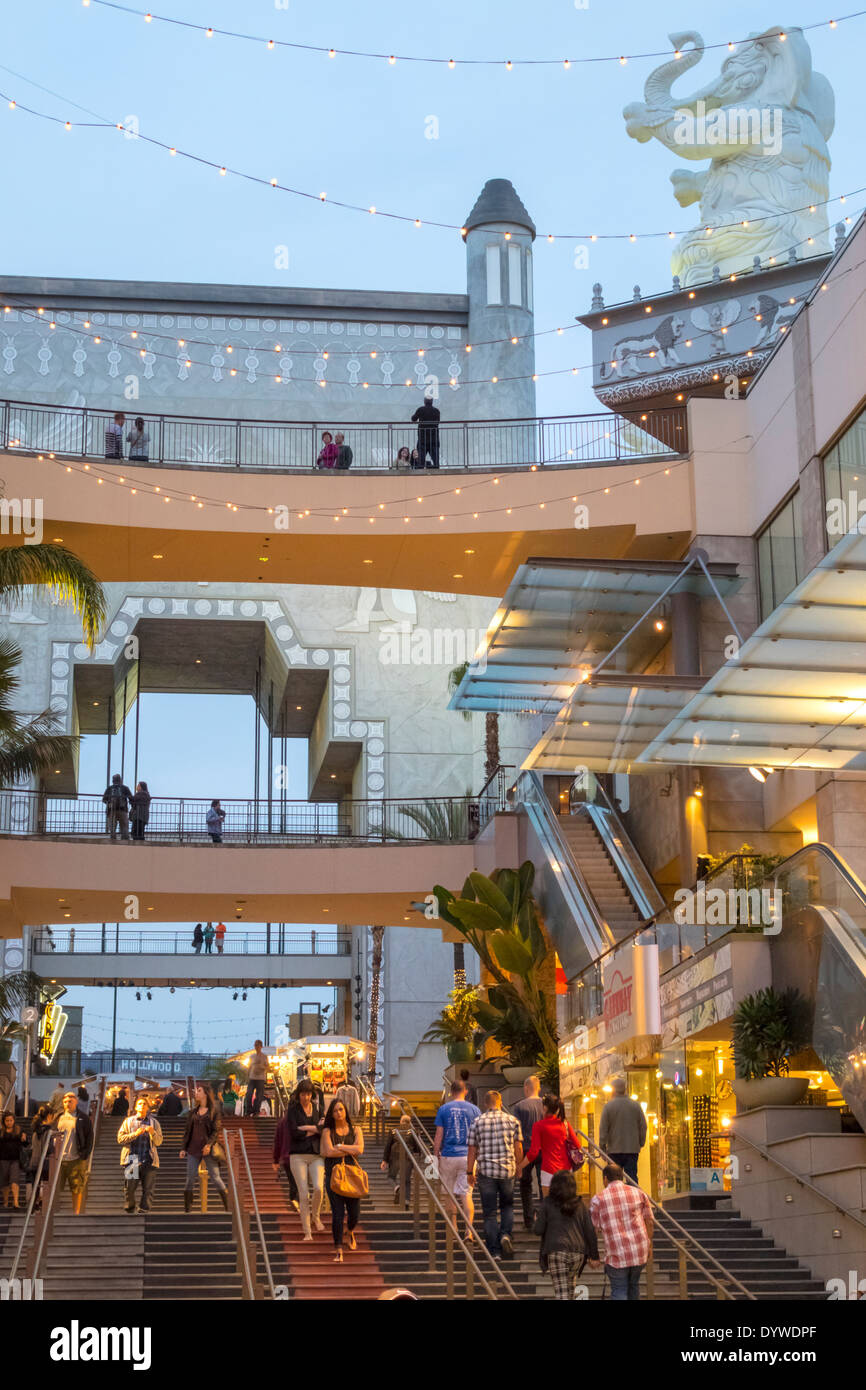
[824,403,866,547]
[756,490,805,620]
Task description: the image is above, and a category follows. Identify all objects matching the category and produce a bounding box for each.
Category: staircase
[556,814,645,940]
[655,1204,829,1300]
[0,1211,144,1300]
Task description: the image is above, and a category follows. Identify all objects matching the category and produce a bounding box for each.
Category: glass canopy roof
[449,556,740,718]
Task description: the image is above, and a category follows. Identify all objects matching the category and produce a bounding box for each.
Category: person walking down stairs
[179,1083,229,1212]
[286,1080,326,1241]
[321,1099,366,1263]
[381,1115,422,1204]
[117,1097,163,1214]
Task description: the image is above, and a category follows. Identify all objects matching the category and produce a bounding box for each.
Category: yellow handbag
[330,1158,369,1199]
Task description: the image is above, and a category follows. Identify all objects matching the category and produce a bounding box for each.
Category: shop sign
[660,944,734,1046]
[38,1000,67,1061]
[690,1167,727,1193]
[602,945,660,1044]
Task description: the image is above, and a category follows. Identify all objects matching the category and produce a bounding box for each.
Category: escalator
[514,769,663,978]
[771,843,866,1132]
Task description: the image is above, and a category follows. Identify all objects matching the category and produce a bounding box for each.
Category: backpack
[106,782,126,805]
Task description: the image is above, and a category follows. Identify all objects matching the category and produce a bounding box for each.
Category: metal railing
[562,852,772,1029]
[34,927,352,957]
[11,1127,73,1287]
[221,1129,259,1300]
[0,789,480,845]
[1,397,688,473]
[80,1075,106,1214]
[574,1126,756,1301]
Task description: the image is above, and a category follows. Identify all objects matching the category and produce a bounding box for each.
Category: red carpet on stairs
[224,1117,385,1299]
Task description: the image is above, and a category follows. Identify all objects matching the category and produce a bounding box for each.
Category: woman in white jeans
[286,1080,325,1239]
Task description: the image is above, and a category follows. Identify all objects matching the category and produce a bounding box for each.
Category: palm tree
[0,970,44,1056]
[448,660,500,784]
[0,543,106,787]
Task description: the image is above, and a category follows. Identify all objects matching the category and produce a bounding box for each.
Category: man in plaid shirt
[590,1163,654,1300]
[466,1091,523,1259]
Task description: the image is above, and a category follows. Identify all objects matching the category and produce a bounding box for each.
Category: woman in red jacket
[520,1094,582,1196]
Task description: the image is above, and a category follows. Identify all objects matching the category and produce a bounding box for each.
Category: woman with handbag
[286,1079,326,1240]
[534,1170,600,1300]
[179,1082,229,1212]
[320,1098,366,1262]
[520,1094,584,1196]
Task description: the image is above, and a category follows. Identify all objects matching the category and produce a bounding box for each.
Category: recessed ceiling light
[52,537,63,543]
[464,549,475,555]
[152,553,163,559]
[296,705,302,710]
[363,559,373,565]
[330,773,337,779]
[258,556,269,562]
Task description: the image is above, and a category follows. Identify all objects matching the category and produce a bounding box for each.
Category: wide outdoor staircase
[556,814,645,941]
[0,1113,828,1300]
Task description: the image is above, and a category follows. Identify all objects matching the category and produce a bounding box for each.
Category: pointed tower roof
[464,179,536,239]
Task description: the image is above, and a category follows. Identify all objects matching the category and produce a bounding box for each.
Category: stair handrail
[7,1126,64,1282]
[573,1125,756,1300]
[81,1075,107,1214]
[373,1084,519,1299]
[222,1130,259,1300]
[515,769,615,949]
[21,1126,73,1285]
[729,1127,866,1235]
[229,1127,276,1298]
[389,1126,519,1301]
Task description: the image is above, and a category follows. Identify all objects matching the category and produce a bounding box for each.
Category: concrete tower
[463,178,537,421]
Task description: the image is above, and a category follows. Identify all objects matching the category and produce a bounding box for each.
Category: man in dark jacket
[599,1078,647,1185]
[103,773,133,841]
[334,432,353,469]
[157,1087,183,1117]
[55,1092,94,1215]
[411,395,440,469]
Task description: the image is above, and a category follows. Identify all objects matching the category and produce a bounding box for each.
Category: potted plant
[422,987,479,1064]
[731,986,811,1108]
[432,863,558,1079]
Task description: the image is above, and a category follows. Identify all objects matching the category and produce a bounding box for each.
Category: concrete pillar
[671,590,701,676]
[816,774,866,882]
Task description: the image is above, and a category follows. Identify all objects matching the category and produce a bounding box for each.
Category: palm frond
[0,708,79,787]
[447,661,472,723]
[0,544,106,646]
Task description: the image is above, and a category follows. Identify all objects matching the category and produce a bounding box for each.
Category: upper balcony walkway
[0,399,694,591]
[3,398,687,473]
[0,789,524,938]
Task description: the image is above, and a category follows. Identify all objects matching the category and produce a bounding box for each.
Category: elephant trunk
[643,31,705,114]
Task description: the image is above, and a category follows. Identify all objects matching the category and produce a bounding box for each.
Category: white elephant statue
[623,27,834,285]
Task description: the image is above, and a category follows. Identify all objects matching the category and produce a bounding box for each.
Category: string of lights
[40,445,696,526]
[1,83,861,243]
[5,215,855,395]
[79,0,863,70]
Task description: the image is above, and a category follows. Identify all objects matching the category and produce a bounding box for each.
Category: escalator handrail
[580,780,666,916]
[516,770,615,950]
[772,839,866,909]
[573,1125,757,1300]
[730,1128,866,1234]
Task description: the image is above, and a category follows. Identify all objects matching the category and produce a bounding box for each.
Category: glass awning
[642,528,866,772]
[527,675,706,774]
[449,557,740,716]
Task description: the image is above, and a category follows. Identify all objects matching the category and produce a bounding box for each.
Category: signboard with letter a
[602,945,660,1044]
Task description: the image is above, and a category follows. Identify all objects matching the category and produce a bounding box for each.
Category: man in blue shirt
[433,1079,481,1238]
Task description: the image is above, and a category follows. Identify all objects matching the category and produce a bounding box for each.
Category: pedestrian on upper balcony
[316,431,338,469]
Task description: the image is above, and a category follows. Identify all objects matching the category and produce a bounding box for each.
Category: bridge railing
[0,397,688,472]
[33,927,352,956]
[0,789,487,844]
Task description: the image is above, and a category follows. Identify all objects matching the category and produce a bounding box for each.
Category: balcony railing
[0,397,688,473]
[0,789,499,844]
[33,927,351,956]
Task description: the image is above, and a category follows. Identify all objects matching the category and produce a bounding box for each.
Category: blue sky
[7,0,861,1057]
[0,0,861,417]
